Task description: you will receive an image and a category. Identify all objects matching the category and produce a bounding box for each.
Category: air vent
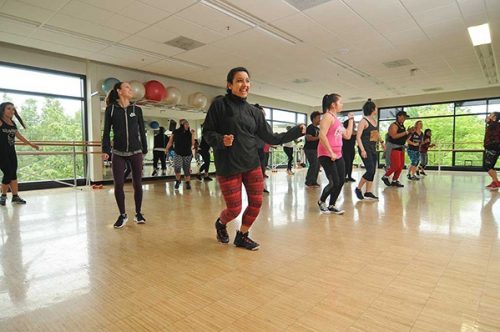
[422,87,443,92]
[292,78,311,84]
[283,0,331,11]
[383,59,413,68]
[164,36,205,51]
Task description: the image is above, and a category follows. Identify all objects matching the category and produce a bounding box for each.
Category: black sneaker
[410,175,420,181]
[0,195,6,206]
[204,176,213,182]
[114,214,128,228]
[364,192,379,200]
[318,200,330,213]
[185,181,191,190]
[152,170,157,176]
[420,170,427,176]
[197,174,203,181]
[347,177,356,182]
[355,188,364,200]
[263,188,269,193]
[174,180,181,190]
[391,181,404,188]
[12,196,26,204]
[215,219,229,244]
[416,171,420,176]
[134,213,146,224]
[234,231,260,250]
[328,205,344,215]
[407,174,412,180]
[381,176,391,187]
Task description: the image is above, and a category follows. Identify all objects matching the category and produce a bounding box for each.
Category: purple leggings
[112,153,143,215]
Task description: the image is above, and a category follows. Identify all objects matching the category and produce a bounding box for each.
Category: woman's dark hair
[343,119,355,130]
[362,98,376,116]
[226,67,250,94]
[322,93,341,113]
[0,102,26,129]
[310,111,321,122]
[105,82,124,106]
[493,112,500,122]
[424,129,432,136]
[254,103,264,110]
[159,126,165,134]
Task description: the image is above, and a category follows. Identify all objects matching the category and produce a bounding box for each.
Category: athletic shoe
[416,171,420,176]
[364,192,379,200]
[407,174,412,180]
[174,180,181,190]
[114,214,128,228]
[185,181,191,190]
[354,188,364,200]
[204,176,213,182]
[410,175,420,181]
[318,201,330,213]
[263,188,269,193]
[0,195,6,206]
[152,170,157,176]
[347,177,356,182]
[263,174,269,178]
[381,176,391,187]
[215,219,229,244]
[11,196,26,204]
[234,231,260,250]
[134,213,146,224]
[197,174,203,181]
[391,181,404,188]
[328,205,345,215]
[486,181,500,191]
[287,170,294,175]
[420,170,427,176]
[161,171,166,176]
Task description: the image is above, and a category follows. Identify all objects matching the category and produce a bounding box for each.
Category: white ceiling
[0,0,499,106]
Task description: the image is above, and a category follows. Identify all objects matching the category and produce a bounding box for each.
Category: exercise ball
[144,80,167,102]
[165,86,182,105]
[130,80,145,101]
[101,77,120,95]
[150,121,160,130]
[190,92,208,109]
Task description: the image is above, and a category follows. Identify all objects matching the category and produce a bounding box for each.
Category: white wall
[0,43,315,182]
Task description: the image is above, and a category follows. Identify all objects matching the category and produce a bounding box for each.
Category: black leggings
[112,153,143,215]
[199,150,211,174]
[319,156,345,206]
[342,146,355,179]
[0,153,17,185]
[359,149,377,182]
[153,151,166,170]
[283,147,293,170]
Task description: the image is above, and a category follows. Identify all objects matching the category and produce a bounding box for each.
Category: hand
[330,152,337,161]
[31,143,40,150]
[361,150,367,159]
[223,134,234,147]
[347,112,354,120]
[299,124,306,134]
[191,129,195,133]
[102,153,109,161]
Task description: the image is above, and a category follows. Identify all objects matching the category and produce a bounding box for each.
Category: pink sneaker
[486,181,500,191]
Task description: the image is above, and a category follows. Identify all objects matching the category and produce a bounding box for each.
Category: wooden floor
[0,169,499,331]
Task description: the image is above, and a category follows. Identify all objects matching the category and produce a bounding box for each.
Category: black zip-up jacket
[202,94,303,176]
[102,103,147,155]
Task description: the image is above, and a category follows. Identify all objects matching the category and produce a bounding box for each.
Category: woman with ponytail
[317,94,354,214]
[102,82,148,228]
[0,102,39,206]
[203,67,305,250]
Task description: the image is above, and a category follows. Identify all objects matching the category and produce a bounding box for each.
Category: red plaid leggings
[217,167,264,227]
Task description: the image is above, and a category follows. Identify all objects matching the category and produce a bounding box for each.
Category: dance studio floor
[0,169,499,331]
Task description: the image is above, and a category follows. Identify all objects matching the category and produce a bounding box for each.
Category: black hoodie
[102,103,147,156]
[203,94,303,176]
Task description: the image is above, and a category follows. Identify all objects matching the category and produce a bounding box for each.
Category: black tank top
[0,121,17,156]
[387,122,407,145]
[360,117,378,153]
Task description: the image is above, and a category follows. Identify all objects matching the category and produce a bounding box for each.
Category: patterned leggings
[217,167,264,227]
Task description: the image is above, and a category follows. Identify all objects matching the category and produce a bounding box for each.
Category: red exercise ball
[144,80,167,102]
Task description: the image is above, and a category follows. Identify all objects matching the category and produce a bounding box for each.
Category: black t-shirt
[0,121,17,159]
[153,132,167,149]
[303,124,319,150]
[387,122,407,146]
[408,131,423,151]
[173,127,192,156]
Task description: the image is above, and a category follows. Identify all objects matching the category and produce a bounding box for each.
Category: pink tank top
[317,113,345,159]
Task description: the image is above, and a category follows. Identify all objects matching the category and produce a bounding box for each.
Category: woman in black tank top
[381,110,413,188]
[0,102,39,206]
[355,100,381,200]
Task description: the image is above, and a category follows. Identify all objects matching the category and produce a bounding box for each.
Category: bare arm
[342,113,354,139]
[15,131,39,149]
[165,134,174,153]
[356,119,368,153]
[389,123,408,139]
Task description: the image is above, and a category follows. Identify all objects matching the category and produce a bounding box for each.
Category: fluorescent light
[200,0,256,27]
[468,23,491,46]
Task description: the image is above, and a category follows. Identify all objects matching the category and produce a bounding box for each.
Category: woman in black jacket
[102,82,148,228]
[203,67,305,250]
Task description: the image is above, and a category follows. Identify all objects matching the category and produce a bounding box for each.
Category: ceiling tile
[1,0,54,23]
[119,35,184,57]
[153,16,224,44]
[119,1,172,24]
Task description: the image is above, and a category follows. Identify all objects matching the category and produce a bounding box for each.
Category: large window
[374,97,499,169]
[0,63,86,183]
